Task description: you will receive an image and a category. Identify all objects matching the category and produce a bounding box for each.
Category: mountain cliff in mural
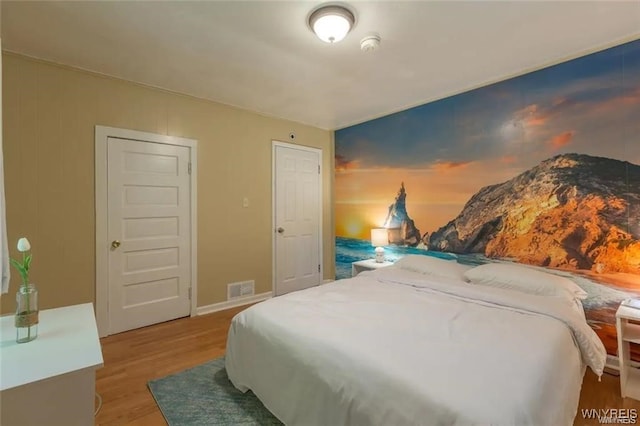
[384,183,422,247]
[429,154,640,273]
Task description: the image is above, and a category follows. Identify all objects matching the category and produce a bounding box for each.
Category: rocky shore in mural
[429,153,640,274]
[383,182,422,247]
[359,154,640,357]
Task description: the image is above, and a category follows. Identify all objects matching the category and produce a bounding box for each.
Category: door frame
[95,125,198,337]
[271,140,323,295]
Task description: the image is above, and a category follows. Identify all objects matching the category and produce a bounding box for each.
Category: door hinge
[318,164,320,174]
[318,264,321,273]
[188,287,192,300]
[188,162,192,175]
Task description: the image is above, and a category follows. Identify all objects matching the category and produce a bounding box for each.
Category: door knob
[111,240,121,249]
[277,227,285,234]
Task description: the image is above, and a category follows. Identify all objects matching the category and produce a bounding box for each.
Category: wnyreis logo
[582,409,638,424]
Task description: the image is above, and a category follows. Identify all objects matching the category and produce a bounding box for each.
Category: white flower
[17,238,31,252]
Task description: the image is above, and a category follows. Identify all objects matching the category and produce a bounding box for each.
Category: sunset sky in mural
[335,39,640,240]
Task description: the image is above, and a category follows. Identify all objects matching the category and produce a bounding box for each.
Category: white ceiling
[1,1,639,130]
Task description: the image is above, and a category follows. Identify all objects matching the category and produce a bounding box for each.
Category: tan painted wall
[0,53,334,314]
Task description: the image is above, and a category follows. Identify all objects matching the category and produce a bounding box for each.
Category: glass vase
[15,283,39,343]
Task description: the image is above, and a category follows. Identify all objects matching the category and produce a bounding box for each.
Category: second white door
[107,137,192,334]
[273,143,322,296]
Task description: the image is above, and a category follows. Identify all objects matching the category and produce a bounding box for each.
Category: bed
[225,257,606,426]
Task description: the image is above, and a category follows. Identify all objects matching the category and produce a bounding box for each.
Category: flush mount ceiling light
[308,5,355,43]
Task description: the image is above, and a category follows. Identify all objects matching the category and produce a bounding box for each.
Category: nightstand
[616,303,640,400]
[0,304,103,425]
[351,259,394,277]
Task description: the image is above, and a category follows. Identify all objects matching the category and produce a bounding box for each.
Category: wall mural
[335,38,640,356]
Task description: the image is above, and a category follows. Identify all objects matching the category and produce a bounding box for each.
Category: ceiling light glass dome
[309,5,355,43]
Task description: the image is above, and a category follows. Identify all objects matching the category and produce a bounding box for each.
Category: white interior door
[274,143,321,296]
[107,137,192,334]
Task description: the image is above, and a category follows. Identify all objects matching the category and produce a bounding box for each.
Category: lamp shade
[309,5,355,43]
[371,228,388,247]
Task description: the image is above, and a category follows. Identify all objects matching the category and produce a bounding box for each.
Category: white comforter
[226,267,606,426]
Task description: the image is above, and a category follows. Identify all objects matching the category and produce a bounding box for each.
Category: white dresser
[0,303,104,425]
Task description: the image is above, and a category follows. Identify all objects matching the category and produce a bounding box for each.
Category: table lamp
[371,228,388,263]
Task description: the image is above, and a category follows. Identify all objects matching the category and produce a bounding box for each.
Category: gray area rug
[148,357,283,425]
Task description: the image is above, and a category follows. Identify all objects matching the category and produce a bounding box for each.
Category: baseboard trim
[605,354,640,372]
[195,291,272,316]
[607,354,620,372]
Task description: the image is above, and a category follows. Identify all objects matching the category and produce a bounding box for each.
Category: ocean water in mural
[337,235,638,356]
[336,236,463,279]
[336,236,637,322]
[335,38,640,355]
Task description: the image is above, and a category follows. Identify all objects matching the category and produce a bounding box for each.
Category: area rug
[148,357,282,425]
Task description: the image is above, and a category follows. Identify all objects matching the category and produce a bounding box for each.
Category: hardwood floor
[96,306,640,425]
[96,305,247,425]
[578,369,640,425]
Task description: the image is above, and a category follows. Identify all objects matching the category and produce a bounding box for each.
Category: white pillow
[463,263,588,300]
[394,255,472,281]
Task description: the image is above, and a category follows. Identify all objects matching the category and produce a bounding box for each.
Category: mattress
[225,266,606,426]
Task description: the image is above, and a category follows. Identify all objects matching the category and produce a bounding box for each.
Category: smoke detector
[360,34,381,52]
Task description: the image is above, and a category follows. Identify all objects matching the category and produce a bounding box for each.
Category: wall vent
[227,280,255,300]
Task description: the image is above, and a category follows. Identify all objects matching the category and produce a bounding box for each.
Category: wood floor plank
[95,304,640,425]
